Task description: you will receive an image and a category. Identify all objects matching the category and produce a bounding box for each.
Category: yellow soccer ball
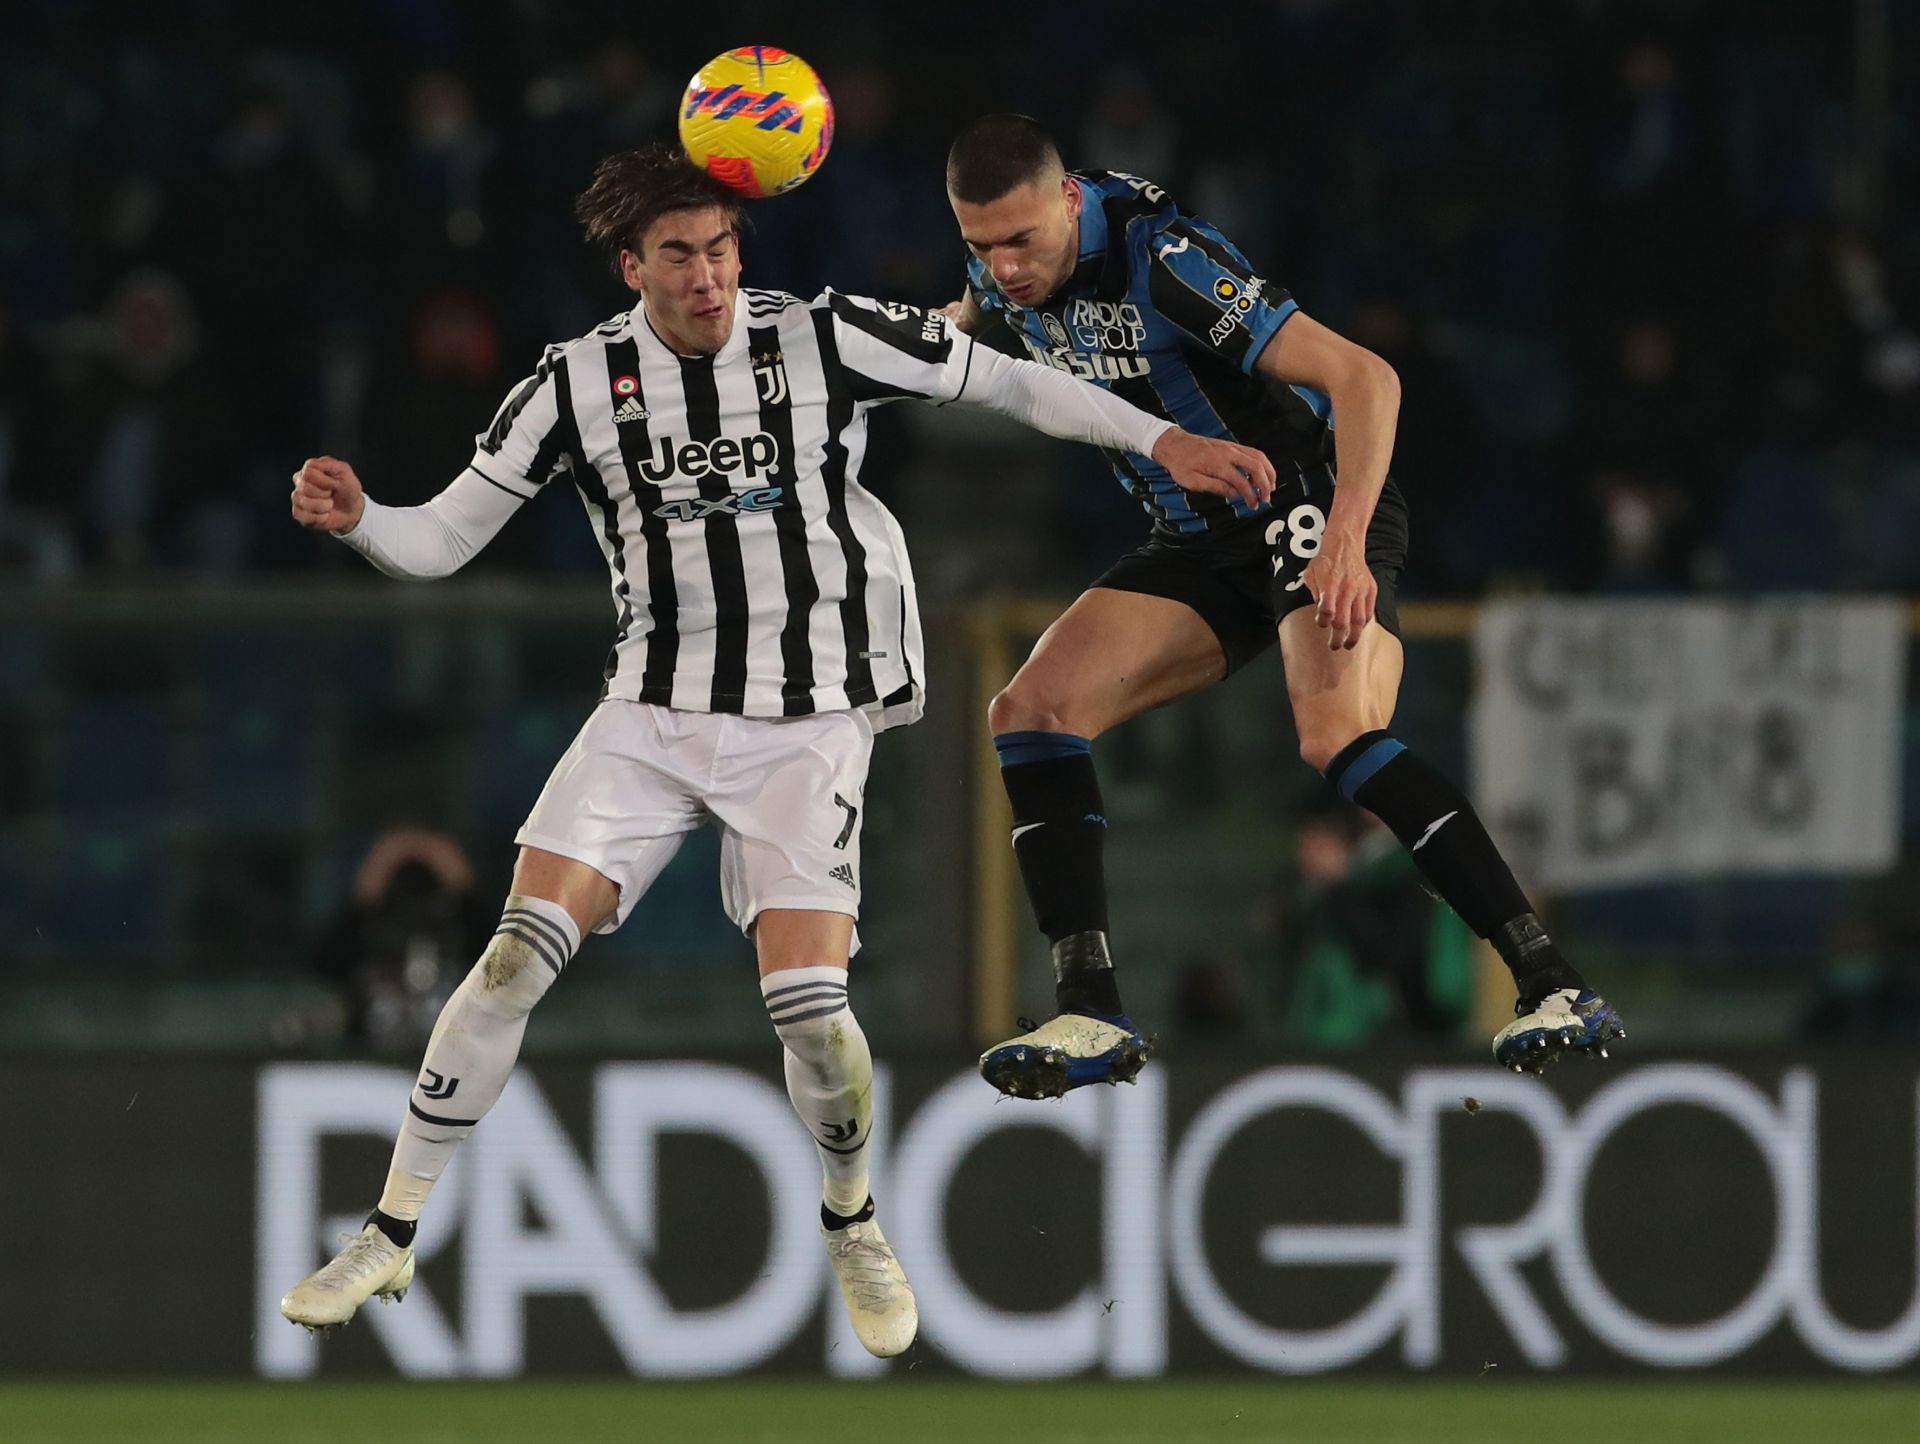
[679,46,834,199]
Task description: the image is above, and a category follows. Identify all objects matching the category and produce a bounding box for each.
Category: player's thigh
[706,709,874,957]
[514,700,707,936]
[1278,606,1406,771]
[510,846,622,938]
[754,909,856,977]
[993,587,1228,738]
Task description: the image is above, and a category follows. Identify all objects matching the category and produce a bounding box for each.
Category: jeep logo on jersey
[637,432,781,483]
[651,487,786,522]
[1068,299,1146,352]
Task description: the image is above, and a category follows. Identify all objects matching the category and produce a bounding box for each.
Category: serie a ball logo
[679,46,834,199]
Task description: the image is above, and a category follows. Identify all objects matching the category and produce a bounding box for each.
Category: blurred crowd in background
[2,0,1915,596]
[5,0,1920,1051]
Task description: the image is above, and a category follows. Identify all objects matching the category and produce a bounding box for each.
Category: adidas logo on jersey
[828,863,857,890]
[613,395,649,424]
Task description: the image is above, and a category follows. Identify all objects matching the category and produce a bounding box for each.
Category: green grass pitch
[3,1381,1917,1444]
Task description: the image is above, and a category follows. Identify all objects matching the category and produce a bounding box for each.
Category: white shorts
[515,701,873,944]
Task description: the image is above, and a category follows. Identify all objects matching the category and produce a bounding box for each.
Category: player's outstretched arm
[956,346,1275,508]
[289,456,524,580]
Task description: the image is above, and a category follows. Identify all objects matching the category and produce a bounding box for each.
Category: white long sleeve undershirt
[947,343,1175,458]
[333,467,525,579]
[334,341,1178,580]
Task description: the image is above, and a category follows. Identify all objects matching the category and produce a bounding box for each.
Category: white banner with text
[1472,597,1905,891]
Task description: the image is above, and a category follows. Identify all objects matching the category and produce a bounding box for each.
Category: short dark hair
[574,143,746,272]
[945,114,1064,205]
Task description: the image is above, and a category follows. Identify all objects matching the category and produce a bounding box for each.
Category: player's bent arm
[335,468,526,580]
[1254,311,1400,539]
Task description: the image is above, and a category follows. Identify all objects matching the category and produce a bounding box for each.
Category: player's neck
[1039,210,1081,304]
[641,300,725,359]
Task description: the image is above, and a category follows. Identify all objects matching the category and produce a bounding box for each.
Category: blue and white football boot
[1493,987,1626,1075]
[978,1012,1155,1100]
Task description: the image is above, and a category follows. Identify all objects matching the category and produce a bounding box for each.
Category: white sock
[762,965,873,1216]
[378,894,581,1221]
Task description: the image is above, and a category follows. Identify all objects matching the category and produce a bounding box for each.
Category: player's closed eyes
[968,234,1031,257]
[664,243,733,265]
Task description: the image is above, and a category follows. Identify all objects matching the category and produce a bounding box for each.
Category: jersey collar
[1051,176,1120,304]
[633,295,750,365]
[1073,177,1108,265]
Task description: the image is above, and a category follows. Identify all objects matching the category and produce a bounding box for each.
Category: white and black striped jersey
[337,287,1171,725]
[468,289,982,731]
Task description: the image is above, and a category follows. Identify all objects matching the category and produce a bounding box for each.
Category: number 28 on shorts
[1265,502,1327,592]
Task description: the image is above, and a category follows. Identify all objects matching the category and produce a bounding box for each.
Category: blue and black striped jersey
[966,170,1334,538]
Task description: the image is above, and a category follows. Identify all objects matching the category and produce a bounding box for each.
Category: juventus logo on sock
[419,1069,461,1101]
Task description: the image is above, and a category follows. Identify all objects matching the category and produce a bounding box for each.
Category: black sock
[822,1195,876,1231]
[995,731,1124,1017]
[1051,931,1123,1018]
[368,1208,417,1248]
[1324,730,1585,1004]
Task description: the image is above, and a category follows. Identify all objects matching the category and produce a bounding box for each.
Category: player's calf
[764,966,917,1354]
[1321,730,1625,1070]
[993,730,1127,1019]
[379,894,581,1220]
[763,965,873,1214]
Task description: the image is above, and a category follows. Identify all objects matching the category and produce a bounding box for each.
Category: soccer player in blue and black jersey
[941,115,1623,1092]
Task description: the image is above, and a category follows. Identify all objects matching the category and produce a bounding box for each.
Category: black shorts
[1091,473,1410,676]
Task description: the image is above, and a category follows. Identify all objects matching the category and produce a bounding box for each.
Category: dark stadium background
[2,2,1918,1440]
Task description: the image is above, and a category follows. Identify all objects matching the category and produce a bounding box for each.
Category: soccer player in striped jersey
[940,115,1623,1097]
[277,143,1273,1351]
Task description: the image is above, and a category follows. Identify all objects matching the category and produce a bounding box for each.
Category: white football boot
[823,1213,917,1358]
[280,1219,416,1332]
[978,1012,1154,1100]
[1493,988,1626,1075]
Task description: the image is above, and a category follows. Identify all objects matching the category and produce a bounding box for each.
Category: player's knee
[466,931,559,1017]
[762,966,864,1064]
[988,682,1078,737]
[987,685,1035,734]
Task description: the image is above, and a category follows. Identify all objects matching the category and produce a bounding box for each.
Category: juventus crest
[753,348,789,405]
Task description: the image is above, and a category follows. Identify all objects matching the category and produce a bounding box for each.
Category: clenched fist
[290,456,367,534]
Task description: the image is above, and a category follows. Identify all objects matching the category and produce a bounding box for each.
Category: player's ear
[1062,175,1081,221]
[619,248,644,294]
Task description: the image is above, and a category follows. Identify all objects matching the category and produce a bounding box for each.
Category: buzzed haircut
[574,142,746,273]
[945,114,1065,205]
